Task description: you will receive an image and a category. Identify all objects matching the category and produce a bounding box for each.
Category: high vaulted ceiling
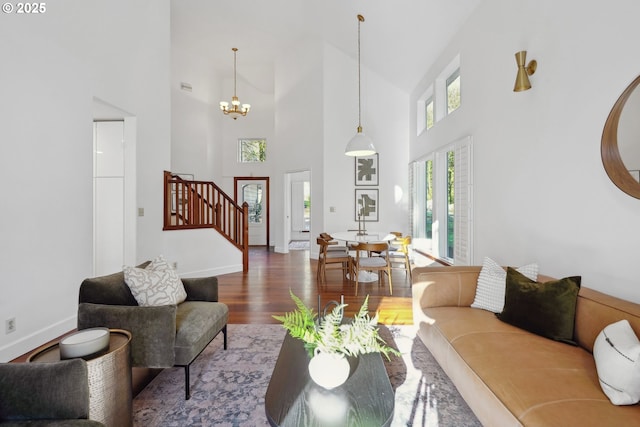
[171,0,482,94]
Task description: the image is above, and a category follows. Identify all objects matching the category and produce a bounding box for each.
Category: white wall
[273,38,326,255]
[0,0,171,362]
[410,0,640,303]
[169,38,244,275]
[171,47,220,181]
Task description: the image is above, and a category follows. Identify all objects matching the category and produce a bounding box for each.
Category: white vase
[308,349,350,389]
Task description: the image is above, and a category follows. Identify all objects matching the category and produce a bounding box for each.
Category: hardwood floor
[11,246,414,363]
[222,247,414,325]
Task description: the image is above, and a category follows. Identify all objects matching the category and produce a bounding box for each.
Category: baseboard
[0,314,77,363]
[273,245,287,253]
[179,263,243,279]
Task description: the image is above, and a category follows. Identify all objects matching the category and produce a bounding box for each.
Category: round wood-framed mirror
[602,74,640,199]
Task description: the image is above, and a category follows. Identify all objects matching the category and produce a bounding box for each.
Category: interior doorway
[92,98,136,276]
[234,177,270,246]
[282,170,311,253]
[289,170,310,242]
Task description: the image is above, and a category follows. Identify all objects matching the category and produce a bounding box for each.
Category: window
[410,136,472,264]
[425,97,434,130]
[425,159,433,239]
[416,55,461,135]
[416,86,434,135]
[446,150,455,258]
[242,183,263,223]
[238,138,266,163]
[446,68,460,114]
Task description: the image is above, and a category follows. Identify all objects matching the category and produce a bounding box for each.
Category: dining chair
[371,231,402,256]
[319,232,349,253]
[383,235,412,281]
[351,242,393,296]
[316,237,352,284]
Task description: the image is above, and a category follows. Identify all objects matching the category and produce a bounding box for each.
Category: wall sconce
[513,50,537,92]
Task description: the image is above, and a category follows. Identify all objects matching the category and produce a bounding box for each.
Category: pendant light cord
[357,15,362,129]
[233,48,237,97]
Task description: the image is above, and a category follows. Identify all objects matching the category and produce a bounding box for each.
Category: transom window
[446,68,461,115]
[415,55,461,135]
[425,97,434,130]
[238,138,266,163]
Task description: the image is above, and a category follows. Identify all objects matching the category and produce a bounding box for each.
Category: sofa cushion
[0,359,91,422]
[124,255,187,307]
[497,267,581,344]
[174,301,229,365]
[593,319,640,405]
[471,257,538,313]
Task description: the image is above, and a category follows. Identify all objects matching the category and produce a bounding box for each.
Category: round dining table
[329,231,396,282]
[329,231,396,244]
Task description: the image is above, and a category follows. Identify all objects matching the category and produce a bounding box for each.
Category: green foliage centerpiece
[273,291,399,389]
[273,290,400,360]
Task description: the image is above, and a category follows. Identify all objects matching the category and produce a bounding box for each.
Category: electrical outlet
[6,318,16,334]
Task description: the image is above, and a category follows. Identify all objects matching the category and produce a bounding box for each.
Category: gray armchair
[0,359,104,426]
[77,265,228,399]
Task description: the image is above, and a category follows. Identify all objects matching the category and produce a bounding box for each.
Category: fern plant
[273,290,400,359]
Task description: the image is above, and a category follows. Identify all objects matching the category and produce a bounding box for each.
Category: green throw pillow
[496,267,581,344]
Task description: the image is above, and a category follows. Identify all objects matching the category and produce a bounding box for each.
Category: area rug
[133,324,481,427]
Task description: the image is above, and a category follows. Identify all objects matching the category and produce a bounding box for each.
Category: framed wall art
[354,189,379,222]
[355,153,378,186]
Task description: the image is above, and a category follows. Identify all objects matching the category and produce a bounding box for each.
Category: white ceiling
[171,0,482,94]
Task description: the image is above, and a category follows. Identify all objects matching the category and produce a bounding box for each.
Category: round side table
[28,328,132,427]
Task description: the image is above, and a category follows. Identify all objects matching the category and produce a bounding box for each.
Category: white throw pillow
[146,254,175,272]
[124,255,187,306]
[593,319,640,405]
[471,257,538,313]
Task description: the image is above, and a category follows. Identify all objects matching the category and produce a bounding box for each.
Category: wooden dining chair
[319,232,349,253]
[351,242,393,296]
[383,235,412,281]
[316,237,352,284]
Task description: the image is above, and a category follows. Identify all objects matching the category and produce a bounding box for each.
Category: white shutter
[453,137,473,265]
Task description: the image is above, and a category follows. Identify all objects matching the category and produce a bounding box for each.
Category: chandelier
[220,47,250,119]
[345,14,376,156]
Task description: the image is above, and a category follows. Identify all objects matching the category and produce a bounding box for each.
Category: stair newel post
[163,171,172,229]
[242,201,249,272]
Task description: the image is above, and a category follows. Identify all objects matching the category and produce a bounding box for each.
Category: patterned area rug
[133,324,480,427]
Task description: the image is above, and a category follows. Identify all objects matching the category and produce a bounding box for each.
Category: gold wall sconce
[513,50,537,92]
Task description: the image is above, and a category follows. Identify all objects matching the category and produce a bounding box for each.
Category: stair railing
[163,171,249,272]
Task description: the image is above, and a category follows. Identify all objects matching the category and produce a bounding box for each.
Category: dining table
[329,231,396,282]
[329,231,396,244]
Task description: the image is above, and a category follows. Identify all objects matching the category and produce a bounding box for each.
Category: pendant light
[345,14,376,156]
[220,48,251,119]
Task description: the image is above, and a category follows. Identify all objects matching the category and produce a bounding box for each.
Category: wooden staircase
[163,171,249,272]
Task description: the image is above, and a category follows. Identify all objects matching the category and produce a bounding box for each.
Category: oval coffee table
[265,332,394,427]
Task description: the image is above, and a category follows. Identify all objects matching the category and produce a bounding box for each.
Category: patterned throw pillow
[124,255,187,306]
[594,319,640,405]
[471,256,538,313]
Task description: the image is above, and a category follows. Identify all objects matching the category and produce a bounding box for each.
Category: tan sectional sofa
[412,266,640,427]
